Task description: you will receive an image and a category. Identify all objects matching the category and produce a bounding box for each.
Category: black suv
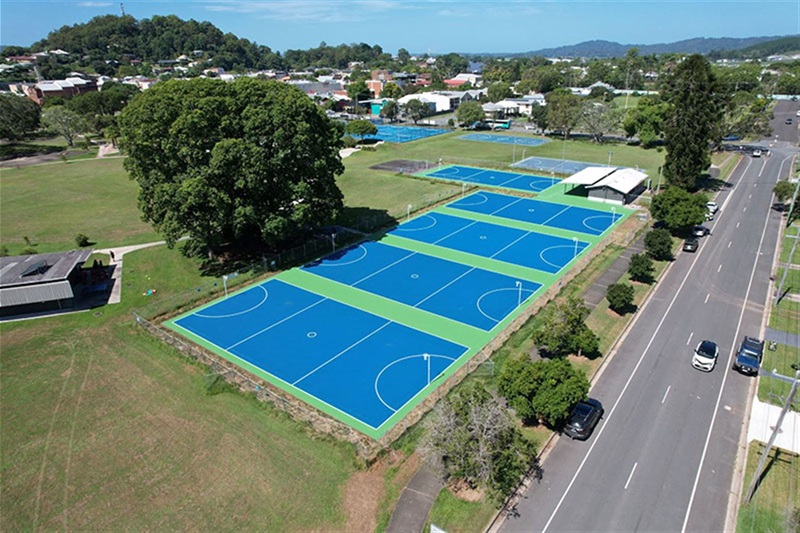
[733,336,764,376]
[563,399,603,440]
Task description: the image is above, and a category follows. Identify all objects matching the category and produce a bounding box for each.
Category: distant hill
[719,36,800,59]
[498,36,789,58]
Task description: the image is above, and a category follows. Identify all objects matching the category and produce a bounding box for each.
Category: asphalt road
[501,113,796,532]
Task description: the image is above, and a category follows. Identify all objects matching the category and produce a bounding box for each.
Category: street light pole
[607,151,613,167]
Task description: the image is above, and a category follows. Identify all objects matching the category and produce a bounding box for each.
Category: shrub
[75,233,91,247]
[644,228,673,261]
[342,135,358,148]
[628,253,654,283]
[0,245,8,257]
[607,282,635,314]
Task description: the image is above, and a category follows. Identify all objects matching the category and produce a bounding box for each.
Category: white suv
[692,340,719,372]
[706,201,719,214]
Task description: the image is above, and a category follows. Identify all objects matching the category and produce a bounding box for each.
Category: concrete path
[386,463,443,533]
[96,240,169,304]
[582,234,646,309]
[765,327,800,349]
[747,398,800,454]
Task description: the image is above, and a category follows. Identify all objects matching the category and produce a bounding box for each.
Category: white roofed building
[561,166,648,205]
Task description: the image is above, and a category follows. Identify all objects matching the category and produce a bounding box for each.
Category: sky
[1,0,799,54]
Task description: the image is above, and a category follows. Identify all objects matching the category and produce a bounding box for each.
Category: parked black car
[692,225,711,237]
[683,237,699,252]
[563,399,603,440]
[733,336,764,376]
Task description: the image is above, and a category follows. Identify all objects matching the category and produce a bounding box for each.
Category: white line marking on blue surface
[227,298,326,351]
[541,205,572,227]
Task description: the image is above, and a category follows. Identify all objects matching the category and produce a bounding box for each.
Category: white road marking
[736,222,740,228]
[662,386,671,404]
[728,241,732,248]
[704,293,710,304]
[749,194,752,199]
[681,176,777,532]
[743,207,747,212]
[687,332,694,345]
[717,264,722,273]
[624,463,638,490]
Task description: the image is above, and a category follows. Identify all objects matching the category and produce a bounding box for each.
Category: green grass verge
[769,297,799,335]
[775,267,800,295]
[425,488,499,533]
[0,245,360,531]
[758,344,800,407]
[737,442,800,532]
[779,224,800,265]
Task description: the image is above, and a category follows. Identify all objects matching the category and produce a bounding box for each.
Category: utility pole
[745,368,800,503]
[120,2,125,15]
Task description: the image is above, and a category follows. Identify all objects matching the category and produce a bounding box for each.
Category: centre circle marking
[480,235,487,240]
[307,331,317,338]
[411,273,419,279]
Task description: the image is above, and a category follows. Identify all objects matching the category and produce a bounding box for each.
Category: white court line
[226,298,326,351]
[541,205,572,227]
[351,249,417,287]
[293,321,392,386]
[413,265,477,308]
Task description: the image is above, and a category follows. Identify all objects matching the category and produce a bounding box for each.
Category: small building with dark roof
[0,250,93,318]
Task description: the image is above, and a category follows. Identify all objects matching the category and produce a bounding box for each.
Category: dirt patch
[342,456,390,532]
[448,478,484,502]
[0,150,88,169]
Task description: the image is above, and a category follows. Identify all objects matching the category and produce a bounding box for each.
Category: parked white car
[706,201,719,214]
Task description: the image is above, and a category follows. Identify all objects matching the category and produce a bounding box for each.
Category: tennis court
[389,211,589,274]
[424,164,558,193]
[512,156,596,175]
[447,191,622,236]
[364,124,448,143]
[170,278,469,433]
[460,133,550,146]
[302,241,541,331]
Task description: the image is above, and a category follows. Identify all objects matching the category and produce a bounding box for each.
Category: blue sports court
[424,165,558,193]
[459,133,550,146]
[447,191,621,236]
[302,241,541,331]
[172,278,469,431]
[512,156,596,175]
[364,125,448,143]
[389,211,589,274]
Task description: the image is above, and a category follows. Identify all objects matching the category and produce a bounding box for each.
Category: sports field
[459,133,550,147]
[422,164,558,193]
[365,125,448,143]
[168,189,630,439]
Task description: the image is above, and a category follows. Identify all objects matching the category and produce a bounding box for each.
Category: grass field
[737,442,800,532]
[0,126,669,530]
[758,344,800,407]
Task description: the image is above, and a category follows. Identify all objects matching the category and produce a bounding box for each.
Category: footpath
[386,232,648,533]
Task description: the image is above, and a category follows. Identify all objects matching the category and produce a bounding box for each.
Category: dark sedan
[683,237,699,252]
[563,399,603,440]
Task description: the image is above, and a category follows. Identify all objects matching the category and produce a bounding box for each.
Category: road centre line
[736,222,740,228]
[662,386,671,404]
[624,463,638,490]
[704,293,710,304]
[687,332,694,345]
[717,264,722,273]
[728,241,732,248]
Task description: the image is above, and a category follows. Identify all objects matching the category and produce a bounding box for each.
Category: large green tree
[545,89,582,139]
[650,186,708,232]
[487,82,513,103]
[532,296,599,357]
[0,93,41,141]
[41,106,87,146]
[457,101,484,127]
[380,82,403,100]
[579,101,623,143]
[118,78,344,257]
[344,119,377,139]
[402,99,431,124]
[661,54,724,190]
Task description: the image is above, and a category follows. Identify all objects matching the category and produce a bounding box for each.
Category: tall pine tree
[661,55,723,190]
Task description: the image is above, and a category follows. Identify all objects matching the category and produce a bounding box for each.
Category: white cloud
[77,1,113,6]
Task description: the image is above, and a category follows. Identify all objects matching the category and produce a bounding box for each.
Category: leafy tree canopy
[457,100,484,127]
[532,296,599,357]
[0,93,41,141]
[606,282,635,314]
[344,119,377,138]
[41,106,87,146]
[403,99,431,124]
[650,186,707,232]
[628,253,655,284]
[545,89,582,139]
[774,181,795,203]
[644,228,674,261]
[118,78,344,257]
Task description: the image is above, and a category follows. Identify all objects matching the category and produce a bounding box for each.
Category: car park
[706,201,719,214]
[692,340,719,372]
[563,399,603,440]
[733,336,764,376]
[692,225,711,237]
[683,237,699,252]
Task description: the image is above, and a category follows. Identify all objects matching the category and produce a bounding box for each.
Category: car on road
[683,237,699,252]
[796,110,800,117]
[692,225,711,237]
[692,340,719,372]
[753,149,763,157]
[563,399,603,440]
[733,336,764,376]
[706,201,719,214]
[786,118,794,125]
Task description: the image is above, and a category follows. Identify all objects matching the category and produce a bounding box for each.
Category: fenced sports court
[364,124,448,143]
[459,133,550,147]
[160,189,633,444]
[512,155,596,175]
[423,164,558,194]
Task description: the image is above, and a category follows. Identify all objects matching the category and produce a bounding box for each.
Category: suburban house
[444,72,483,88]
[397,89,485,113]
[9,77,98,105]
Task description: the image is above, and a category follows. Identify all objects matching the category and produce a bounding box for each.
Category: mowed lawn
[0,246,358,531]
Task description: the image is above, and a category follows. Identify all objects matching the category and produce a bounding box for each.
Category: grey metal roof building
[0,250,92,317]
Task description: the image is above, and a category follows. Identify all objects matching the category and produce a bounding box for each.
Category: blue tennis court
[303,241,541,331]
[460,133,550,146]
[172,279,468,431]
[364,125,448,143]
[389,211,589,274]
[425,165,558,193]
[512,156,596,175]
[447,191,621,236]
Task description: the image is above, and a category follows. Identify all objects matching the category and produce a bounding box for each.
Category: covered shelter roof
[0,250,92,309]
[586,168,648,194]
[561,166,617,186]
